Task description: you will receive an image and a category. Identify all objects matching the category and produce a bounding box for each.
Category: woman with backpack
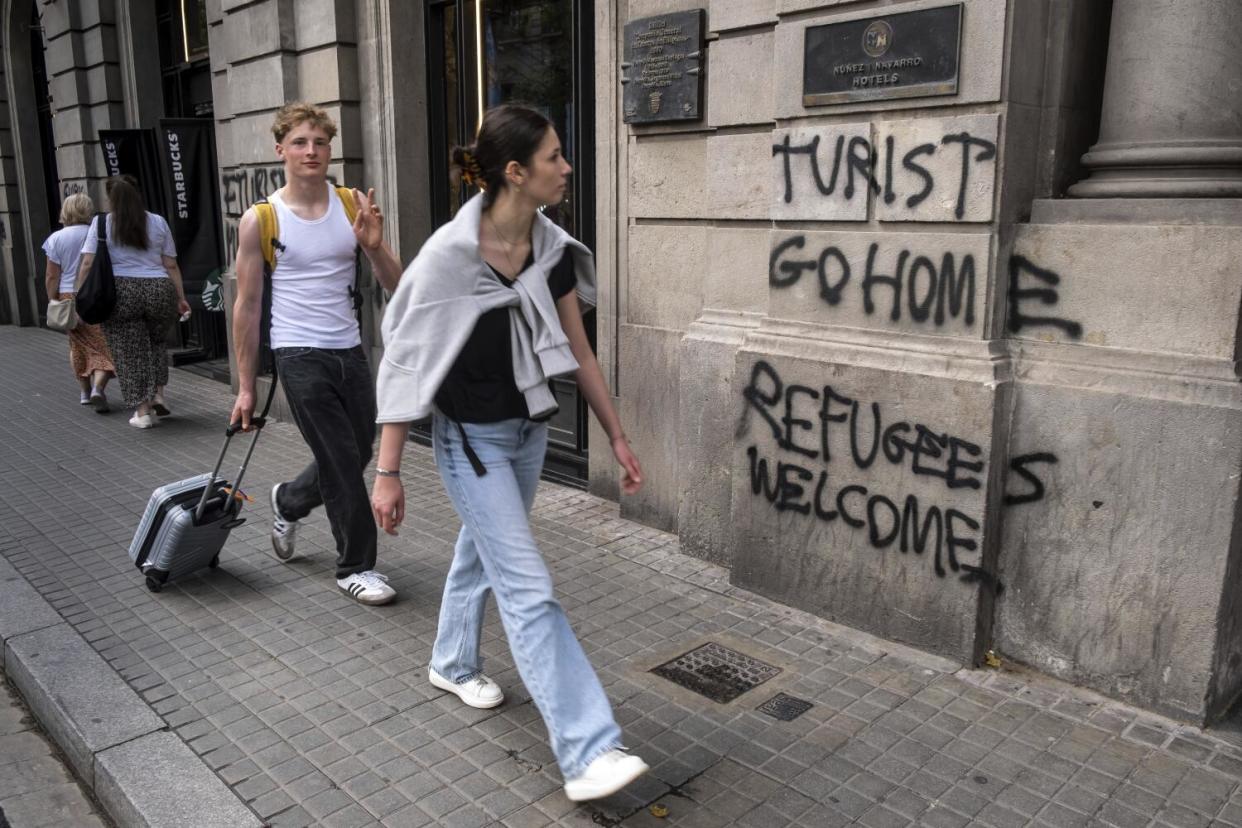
[369,104,650,802]
[77,175,190,429]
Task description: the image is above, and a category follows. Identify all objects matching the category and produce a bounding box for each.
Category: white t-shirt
[42,224,90,294]
[81,212,177,278]
[268,184,361,349]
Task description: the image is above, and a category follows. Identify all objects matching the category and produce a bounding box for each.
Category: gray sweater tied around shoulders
[375,193,596,425]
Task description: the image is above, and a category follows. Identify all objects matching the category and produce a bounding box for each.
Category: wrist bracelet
[376,467,400,478]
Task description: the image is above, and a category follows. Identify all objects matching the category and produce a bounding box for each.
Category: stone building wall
[598,0,1242,723]
[1,0,127,325]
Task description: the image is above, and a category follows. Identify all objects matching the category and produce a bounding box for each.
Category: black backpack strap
[349,247,363,325]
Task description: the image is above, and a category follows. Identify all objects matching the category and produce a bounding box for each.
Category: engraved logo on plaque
[649,91,663,114]
[863,20,893,58]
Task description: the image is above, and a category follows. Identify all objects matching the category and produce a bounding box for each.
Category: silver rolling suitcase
[128,420,265,593]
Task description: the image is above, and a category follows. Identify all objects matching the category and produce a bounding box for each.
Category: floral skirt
[62,292,115,379]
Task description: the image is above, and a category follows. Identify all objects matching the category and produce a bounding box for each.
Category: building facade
[3,0,1242,724]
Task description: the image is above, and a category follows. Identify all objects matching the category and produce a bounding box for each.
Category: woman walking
[77,176,190,429]
[43,192,114,410]
[370,104,649,801]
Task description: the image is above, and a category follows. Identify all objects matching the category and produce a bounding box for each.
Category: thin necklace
[487,212,525,278]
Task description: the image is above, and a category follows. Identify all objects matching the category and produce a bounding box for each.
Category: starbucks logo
[862,20,893,58]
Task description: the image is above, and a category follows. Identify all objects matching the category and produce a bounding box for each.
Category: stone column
[1069,0,1242,197]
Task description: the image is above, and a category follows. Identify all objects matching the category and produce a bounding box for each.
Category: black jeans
[274,345,377,579]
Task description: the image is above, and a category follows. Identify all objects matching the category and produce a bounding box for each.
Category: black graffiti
[747,446,984,581]
[223,217,240,264]
[772,134,844,203]
[863,243,976,326]
[1007,255,1083,339]
[959,564,1004,595]
[845,136,881,200]
[903,143,936,209]
[1003,452,1057,506]
[773,131,997,219]
[221,165,287,218]
[61,181,85,198]
[770,237,977,328]
[942,132,997,220]
[741,360,985,489]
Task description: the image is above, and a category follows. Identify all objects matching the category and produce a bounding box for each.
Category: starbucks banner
[97,129,166,215]
[156,119,224,309]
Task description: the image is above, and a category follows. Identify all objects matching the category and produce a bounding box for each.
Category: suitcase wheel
[209,554,220,569]
[145,575,163,593]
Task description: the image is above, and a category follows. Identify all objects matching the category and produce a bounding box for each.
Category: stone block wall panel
[729,341,1005,663]
[1008,223,1242,359]
[619,323,684,532]
[996,368,1242,722]
[767,228,992,339]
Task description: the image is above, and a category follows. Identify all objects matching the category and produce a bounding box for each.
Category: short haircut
[59,192,94,226]
[271,102,338,143]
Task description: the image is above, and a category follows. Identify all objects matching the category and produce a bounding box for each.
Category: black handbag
[76,213,116,324]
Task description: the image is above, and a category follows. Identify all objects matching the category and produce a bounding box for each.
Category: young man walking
[230,102,403,605]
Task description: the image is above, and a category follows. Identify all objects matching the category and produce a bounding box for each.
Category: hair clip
[460,150,485,189]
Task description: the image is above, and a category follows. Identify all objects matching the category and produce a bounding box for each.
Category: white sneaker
[128,412,157,429]
[336,570,396,605]
[563,749,650,801]
[428,668,504,709]
[79,391,91,405]
[269,484,299,561]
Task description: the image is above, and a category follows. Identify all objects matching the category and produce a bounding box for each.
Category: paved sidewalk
[4,324,1242,827]
[0,674,110,827]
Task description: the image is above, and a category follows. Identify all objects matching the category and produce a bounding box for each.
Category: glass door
[425,0,595,487]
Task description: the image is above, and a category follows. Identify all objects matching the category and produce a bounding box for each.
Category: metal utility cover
[652,642,781,703]
[757,693,814,722]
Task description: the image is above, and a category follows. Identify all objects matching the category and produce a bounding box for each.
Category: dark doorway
[156,0,229,380]
[25,0,58,323]
[424,0,596,487]
[31,2,59,236]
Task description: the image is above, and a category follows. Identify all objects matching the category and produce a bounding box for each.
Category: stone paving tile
[5,326,1242,826]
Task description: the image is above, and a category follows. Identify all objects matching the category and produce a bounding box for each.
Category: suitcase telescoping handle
[194,371,278,524]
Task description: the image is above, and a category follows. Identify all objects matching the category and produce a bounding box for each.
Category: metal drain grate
[651,642,781,703]
[757,692,813,722]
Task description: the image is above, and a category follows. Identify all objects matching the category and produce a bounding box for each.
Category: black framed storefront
[422,0,596,487]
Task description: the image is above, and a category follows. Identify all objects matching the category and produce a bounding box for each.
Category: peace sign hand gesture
[352,187,384,251]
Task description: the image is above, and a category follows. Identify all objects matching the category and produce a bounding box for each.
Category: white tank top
[268,184,361,349]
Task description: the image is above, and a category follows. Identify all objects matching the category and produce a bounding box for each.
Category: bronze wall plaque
[803,4,962,107]
[622,10,705,124]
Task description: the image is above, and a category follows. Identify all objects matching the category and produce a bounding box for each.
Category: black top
[434,249,577,423]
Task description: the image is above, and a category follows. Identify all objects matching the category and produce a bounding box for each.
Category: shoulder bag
[76,213,117,325]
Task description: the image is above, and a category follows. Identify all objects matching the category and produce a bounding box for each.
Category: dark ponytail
[450,104,553,206]
[105,174,148,250]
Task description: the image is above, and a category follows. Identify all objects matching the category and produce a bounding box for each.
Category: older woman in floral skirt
[43,192,114,411]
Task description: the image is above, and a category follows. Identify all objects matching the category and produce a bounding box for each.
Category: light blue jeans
[430,414,623,780]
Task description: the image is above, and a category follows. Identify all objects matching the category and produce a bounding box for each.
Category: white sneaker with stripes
[336,570,396,605]
[269,484,299,561]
